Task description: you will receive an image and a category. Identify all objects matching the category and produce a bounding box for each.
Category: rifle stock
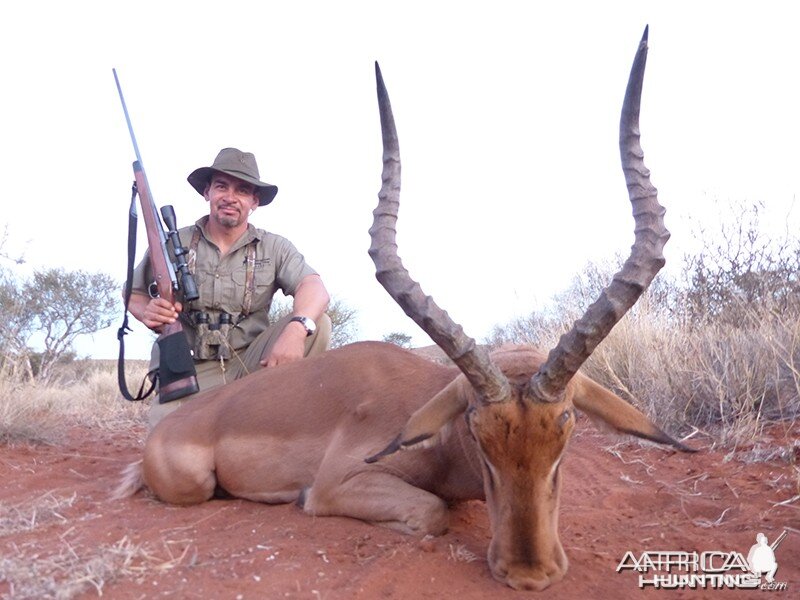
[133,161,177,302]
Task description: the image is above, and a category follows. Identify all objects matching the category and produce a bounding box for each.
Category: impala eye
[558,409,572,429]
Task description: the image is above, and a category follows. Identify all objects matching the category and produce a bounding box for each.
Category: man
[128,147,331,427]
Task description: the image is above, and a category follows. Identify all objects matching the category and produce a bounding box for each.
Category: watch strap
[289,316,315,337]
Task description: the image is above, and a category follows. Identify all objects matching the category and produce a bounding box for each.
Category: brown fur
[124,341,687,591]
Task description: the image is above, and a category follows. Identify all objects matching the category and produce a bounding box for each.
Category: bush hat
[187,148,278,206]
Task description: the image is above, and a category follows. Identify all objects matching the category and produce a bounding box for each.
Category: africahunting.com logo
[616,530,790,591]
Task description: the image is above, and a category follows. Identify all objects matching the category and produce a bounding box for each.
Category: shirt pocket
[231,268,276,313]
[187,269,215,309]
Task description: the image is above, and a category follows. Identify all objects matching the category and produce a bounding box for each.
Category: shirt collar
[195,216,262,252]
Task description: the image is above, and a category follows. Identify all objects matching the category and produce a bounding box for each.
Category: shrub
[487,200,800,442]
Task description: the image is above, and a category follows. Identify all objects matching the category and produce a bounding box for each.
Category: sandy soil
[1,420,798,599]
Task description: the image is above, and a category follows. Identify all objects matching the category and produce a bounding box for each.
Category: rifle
[113,69,200,403]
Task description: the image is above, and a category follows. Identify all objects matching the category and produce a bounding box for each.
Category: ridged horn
[369,62,510,404]
[528,26,669,402]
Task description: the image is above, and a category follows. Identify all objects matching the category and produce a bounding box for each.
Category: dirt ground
[1,420,798,599]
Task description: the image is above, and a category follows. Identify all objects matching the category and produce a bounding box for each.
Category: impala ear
[571,374,696,453]
[365,375,471,463]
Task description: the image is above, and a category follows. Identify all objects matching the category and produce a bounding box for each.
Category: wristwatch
[289,316,317,337]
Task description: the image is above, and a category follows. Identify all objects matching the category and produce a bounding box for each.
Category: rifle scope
[161,205,200,302]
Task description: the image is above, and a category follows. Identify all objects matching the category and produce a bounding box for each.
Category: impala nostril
[506,570,553,592]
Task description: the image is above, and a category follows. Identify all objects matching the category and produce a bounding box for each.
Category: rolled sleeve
[272,236,318,296]
[131,251,153,295]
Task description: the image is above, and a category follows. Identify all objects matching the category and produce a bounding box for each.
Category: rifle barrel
[114,70,178,298]
[112,69,143,166]
[114,69,161,224]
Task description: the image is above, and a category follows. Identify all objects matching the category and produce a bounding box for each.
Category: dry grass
[448,543,480,563]
[0,377,64,445]
[579,304,800,440]
[488,276,800,449]
[485,200,800,449]
[0,439,188,600]
[0,362,156,598]
[0,362,149,445]
[1,533,181,600]
[0,492,76,537]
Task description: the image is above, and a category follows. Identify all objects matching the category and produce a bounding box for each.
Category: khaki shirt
[132,216,317,360]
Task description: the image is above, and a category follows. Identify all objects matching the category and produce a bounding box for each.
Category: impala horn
[528,26,669,403]
[369,62,510,405]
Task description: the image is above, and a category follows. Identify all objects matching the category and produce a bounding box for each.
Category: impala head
[464,349,574,590]
[368,27,692,590]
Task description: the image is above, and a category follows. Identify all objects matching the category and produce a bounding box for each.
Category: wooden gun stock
[133,162,176,302]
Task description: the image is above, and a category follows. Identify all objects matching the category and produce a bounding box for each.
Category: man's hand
[260,320,307,368]
[259,274,329,368]
[128,293,182,332]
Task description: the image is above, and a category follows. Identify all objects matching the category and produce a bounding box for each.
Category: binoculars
[193,312,232,360]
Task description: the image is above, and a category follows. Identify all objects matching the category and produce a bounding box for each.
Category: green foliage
[27,268,119,382]
[0,267,120,383]
[0,268,36,380]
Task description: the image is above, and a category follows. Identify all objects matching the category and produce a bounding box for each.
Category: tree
[268,295,358,349]
[0,230,34,379]
[0,225,25,265]
[681,200,800,325]
[24,268,120,382]
[382,332,412,348]
[327,298,358,348]
[0,268,36,380]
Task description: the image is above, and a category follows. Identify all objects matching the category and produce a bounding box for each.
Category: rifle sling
[117,181,157,402]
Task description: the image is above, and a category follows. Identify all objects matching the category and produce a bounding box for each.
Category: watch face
[304,318,316,334]
[292,316,316,335]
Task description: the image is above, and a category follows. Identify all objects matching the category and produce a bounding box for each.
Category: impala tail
[110,460,145,500]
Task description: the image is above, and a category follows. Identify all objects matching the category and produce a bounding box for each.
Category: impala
[117,27,691,590]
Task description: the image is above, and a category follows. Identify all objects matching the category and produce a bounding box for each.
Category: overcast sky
[2,1,800,359]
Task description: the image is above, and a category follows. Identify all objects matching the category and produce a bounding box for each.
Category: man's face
[205,173,259,229]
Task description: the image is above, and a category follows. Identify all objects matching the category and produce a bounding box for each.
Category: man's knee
[147,396,188,431]
[306,313,332,357]
[147,360,227,430]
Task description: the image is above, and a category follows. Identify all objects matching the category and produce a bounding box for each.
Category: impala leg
[301,470,449,536]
